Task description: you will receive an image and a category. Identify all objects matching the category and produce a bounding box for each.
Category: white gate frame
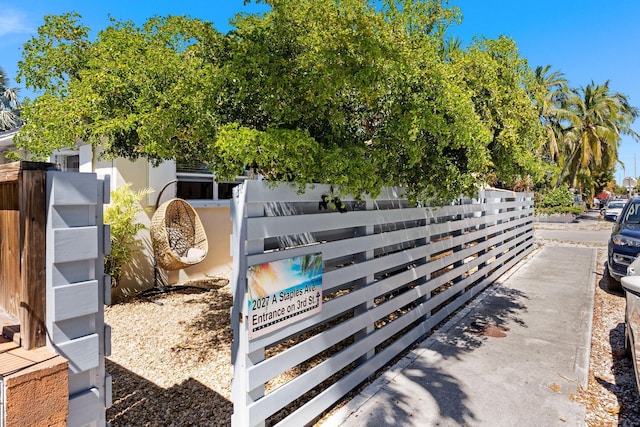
[46,171,111,427]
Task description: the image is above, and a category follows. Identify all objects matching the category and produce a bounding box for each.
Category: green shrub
[535,205,584,216]
[537,185,575,208]
[104,184,154,288]
[534,185,583,216]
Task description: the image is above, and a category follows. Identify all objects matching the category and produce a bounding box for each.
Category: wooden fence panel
[231,182,534,426]
[0,162,50,349]
[20,169,47,348]
[0,206,19,316]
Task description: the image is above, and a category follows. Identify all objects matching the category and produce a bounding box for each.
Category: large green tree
[0,66,21,131]
[15,1,548,202]
[449,36,545,189]
[214,0,492,201]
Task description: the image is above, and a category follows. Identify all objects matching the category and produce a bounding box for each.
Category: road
[534,210,612,245]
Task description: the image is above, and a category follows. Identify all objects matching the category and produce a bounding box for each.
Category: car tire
[604,264,623,293]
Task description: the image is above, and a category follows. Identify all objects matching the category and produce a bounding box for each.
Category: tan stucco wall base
[4,355,69,427]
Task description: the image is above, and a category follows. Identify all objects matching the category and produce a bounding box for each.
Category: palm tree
[0,66,21,131]
[534,65,572,163]
[556,81,639,191]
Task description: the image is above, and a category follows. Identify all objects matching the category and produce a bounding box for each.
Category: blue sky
[449,1,640,185]
[2,0,639,185]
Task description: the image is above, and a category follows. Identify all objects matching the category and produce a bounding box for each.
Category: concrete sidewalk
[323,246,596,426]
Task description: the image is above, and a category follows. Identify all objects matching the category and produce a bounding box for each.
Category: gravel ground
[106,278,234,426]
[579,247,640,426]
[105,213,640,426]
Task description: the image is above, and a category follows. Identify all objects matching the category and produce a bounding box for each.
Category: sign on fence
[247,254,323,339]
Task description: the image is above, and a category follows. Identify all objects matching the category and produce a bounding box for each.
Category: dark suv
[607,197,640,291]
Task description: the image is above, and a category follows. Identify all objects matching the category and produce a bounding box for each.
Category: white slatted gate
[230,181,534,426]
[46,171,111,427]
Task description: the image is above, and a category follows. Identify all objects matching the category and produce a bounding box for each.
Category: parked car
[620,257,640,392]
[600,197,612,215]
[606,197,640,291]
[603,199,627,221]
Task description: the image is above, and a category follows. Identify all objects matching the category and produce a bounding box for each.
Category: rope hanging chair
[150,198,209,271]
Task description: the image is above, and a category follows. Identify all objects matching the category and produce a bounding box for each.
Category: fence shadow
[331,283,529,426]
[353,360,477,426]
[429,284,528,358]
[107,359,233,426]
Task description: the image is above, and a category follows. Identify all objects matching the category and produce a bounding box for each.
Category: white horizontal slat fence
[230,182,533,426]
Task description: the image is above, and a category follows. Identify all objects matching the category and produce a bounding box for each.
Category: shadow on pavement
[357,360,477,427]
[431,285,529,359]
[345,284,530,426]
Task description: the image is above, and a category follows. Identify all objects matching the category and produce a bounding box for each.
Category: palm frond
[0,110,20,131]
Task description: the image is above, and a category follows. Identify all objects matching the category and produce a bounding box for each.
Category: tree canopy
[16,0,550,202]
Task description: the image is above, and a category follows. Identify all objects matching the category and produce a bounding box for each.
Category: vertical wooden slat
[20,169,47,349]
[0,183,20,316]
[1,211,18,314]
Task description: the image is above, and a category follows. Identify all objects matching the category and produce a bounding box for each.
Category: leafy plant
[537,185,574,208]
[535,205,583,216]
[535,184,582,216]
[104,184,154,288]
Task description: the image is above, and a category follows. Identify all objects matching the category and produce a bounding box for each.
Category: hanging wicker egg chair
[150,198,208,271]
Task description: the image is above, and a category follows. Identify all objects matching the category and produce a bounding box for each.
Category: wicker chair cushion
[167,227,189,257]
[181,247,207,263]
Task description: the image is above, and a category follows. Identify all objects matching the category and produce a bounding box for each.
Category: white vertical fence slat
[46,171,110,427]
[231,182,534,426]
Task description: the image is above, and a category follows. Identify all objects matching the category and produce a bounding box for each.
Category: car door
[622,259,640,392]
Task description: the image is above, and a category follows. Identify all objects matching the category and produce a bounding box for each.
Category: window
[175,162,248,202]
[53,152,80,172]
[176,173,214,200]
[217,181,242,199]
